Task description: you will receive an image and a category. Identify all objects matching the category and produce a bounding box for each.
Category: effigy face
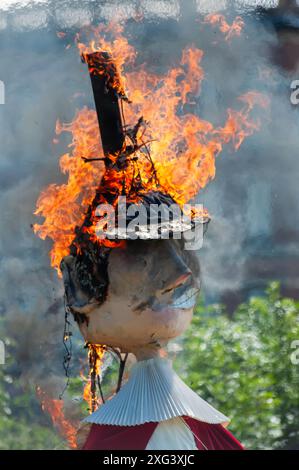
[63,238,200,359]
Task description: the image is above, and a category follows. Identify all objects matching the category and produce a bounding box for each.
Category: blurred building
[261,0,299,70]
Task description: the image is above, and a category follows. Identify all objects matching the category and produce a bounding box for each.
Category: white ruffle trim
[84,357,229,426]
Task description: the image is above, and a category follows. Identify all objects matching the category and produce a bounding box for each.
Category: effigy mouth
[170,286,200,310]
[153,282,200,311]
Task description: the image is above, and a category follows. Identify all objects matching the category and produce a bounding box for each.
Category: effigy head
[61,192,206,360]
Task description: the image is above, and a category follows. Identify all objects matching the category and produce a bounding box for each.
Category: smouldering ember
[34,23,268,276]
[204,14,245,41]
[36,387,78,449]
[82,344,106,413]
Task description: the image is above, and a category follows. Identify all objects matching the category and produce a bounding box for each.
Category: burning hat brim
[102,216,210,241]
[96,190,210,241]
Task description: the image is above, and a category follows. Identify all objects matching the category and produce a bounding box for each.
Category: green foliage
[176,283,299,449]
[0,376,62,450]
[0,318,61,450]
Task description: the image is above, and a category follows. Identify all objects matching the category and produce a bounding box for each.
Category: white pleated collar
[84,357,229,426]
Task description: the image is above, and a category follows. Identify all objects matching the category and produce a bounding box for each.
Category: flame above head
[204,14,244,41]
[34,108,105,274]
[76,23,136,99]
[34,22,268,273]
[36,386,78,449]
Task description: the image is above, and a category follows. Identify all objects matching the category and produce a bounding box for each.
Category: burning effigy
[34,23,267,450]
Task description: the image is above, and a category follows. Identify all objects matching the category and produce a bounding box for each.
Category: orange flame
[36,387,78,449]
[57,31,67,39]
[204,14,244,41]
[34,24,268,272]
[34,108,104,273]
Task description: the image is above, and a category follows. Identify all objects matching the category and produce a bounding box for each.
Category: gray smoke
[0,0,298,443]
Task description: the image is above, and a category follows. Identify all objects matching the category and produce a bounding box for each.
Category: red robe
[83,417,244,450]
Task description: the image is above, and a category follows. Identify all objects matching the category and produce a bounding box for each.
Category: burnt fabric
[83,417,244,450]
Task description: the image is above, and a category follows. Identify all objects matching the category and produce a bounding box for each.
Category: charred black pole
[82,51,126,163]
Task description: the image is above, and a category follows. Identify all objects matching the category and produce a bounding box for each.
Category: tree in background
[176,283,299,449]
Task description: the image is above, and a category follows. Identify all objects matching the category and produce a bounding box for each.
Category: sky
[0,1,281,33]
[0,0,279,12]
[0,0,48,10]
